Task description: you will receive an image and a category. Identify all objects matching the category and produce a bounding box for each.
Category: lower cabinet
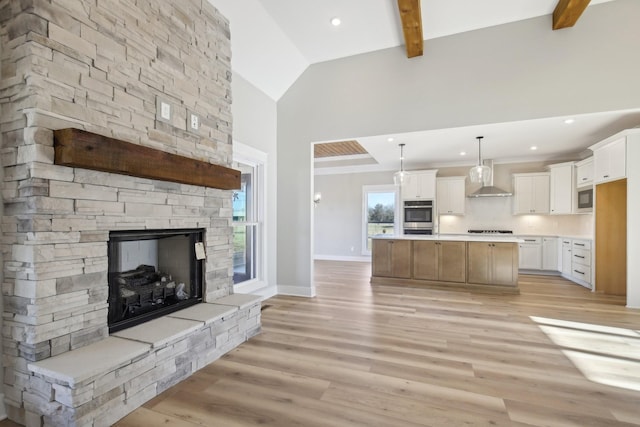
[413,240,466,283]
[371,238,519,289]
[519,237,542,270]
[467,242,518,286]
[558,238,592,288]
[371,239,411,279]
[542,237,559,271]
[571,239,592,287]
[561,239,572,276]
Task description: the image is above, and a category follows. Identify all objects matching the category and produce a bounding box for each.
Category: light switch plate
[190,113,200,130]
[160,102,171,120]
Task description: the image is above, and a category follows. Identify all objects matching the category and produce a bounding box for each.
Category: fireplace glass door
[108,229,204,332]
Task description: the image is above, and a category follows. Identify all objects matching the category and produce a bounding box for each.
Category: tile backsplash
[438,196,593,236]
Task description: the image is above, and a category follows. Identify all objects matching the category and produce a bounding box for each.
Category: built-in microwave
[577,187,593,212]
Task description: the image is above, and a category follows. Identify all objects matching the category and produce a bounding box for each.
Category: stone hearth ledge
[28,294,260,388]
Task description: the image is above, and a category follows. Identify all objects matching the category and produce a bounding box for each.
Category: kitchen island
[371,234,522,293]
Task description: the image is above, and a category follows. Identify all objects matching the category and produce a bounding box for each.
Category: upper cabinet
[402,170,437,200]
[575,157,593,188]
[436,176,466,215]
[513,173,550,215]
[592,137,626,184]
[548,162,575,215]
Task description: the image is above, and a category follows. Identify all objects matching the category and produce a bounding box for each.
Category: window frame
[361,184,400,256]
[232,142,267,292]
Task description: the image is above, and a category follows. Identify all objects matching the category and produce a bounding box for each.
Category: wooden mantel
[54,128,240,190]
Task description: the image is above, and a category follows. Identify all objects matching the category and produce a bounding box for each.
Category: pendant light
[469,136,491,184]
[393,143,409,186]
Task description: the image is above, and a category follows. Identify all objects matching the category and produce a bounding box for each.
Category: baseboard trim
[314,254,371,262]
[519,269,560,276]
[277,284,316,297]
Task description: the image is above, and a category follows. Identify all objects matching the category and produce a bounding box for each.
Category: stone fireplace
[0,1,261,425]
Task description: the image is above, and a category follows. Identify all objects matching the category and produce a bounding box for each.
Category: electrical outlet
[160,102,171,120]
[190,113,200,130]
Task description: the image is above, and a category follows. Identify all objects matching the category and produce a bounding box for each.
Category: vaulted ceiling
[209,0,617,100]
[207,0,639,171]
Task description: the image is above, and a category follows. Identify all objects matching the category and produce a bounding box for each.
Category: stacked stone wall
[0,0,241,424]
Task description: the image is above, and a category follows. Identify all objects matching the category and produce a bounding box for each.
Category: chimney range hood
[467,160,512,198]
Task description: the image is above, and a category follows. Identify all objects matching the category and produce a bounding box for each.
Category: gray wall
[277,0,640,292]
[314,171,395,257]
[231,75,278,295]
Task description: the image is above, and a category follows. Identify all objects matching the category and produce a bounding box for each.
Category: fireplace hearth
[108,229,204,333]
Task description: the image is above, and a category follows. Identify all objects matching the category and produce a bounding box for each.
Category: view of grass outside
[366,192,395,251]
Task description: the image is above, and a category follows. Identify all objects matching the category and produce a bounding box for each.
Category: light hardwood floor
[5,261,640,426]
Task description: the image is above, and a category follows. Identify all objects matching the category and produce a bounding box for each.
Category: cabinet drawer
[572,240,591,250]
[572,248,591,267]
[520,237,542,244]
[571,264,591,283]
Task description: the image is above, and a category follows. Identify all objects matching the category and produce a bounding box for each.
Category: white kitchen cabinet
[575,157,593,188]
[592,137,626,184]
[518,237,542,270]
[402,170,437,201]
[571,239,592,288]
[548,162,575,215]
[561,239,572,276]
[513,173,550,215]
[542,237,559,271]
[436,176,466,215]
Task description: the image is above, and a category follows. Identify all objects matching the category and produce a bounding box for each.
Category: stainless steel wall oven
[403,200,433,234]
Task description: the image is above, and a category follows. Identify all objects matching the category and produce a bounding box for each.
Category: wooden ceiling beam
[397,0,423,58]
[553,0,592,30]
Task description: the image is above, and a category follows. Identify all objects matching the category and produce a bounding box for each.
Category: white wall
[314,171,395,258]
[278,0,640,293]
[231,75,278,298]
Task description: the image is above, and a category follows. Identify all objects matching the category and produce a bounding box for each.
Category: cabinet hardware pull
[574,270,585,274]
[582,178,587,181]
[575,243,585,247]
[604,175,609,178]
[574,255,585,259]
[524,239,536,242]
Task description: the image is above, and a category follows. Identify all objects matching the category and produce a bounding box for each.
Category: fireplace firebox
[108,229,204,333]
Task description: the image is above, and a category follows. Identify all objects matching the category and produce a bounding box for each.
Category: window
[362,185,399,255]
[232,163,258,284]
[231,142,266,289]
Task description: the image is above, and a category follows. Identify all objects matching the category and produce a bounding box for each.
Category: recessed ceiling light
[459,151,466,156]
[330,17,341,26]
[387,137,394,142]
[530,146,538,151]
[564,118,575,124]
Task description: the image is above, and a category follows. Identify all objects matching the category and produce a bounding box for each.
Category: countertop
[372,234,523,243]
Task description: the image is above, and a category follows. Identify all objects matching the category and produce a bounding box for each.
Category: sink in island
[371,235,522,293]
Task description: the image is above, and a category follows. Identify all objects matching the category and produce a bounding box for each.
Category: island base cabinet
[413,241,466,283]
[372,239,411,279]
[468,242,518,286]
